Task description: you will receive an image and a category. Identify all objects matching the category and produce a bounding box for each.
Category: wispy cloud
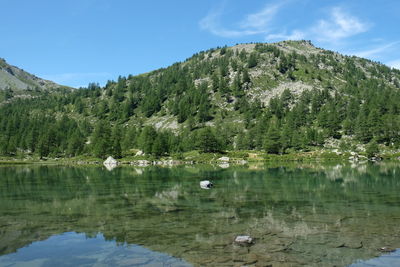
[312,7,370,43]
[239,3,282,30]
[351,42,400,58]
[199,2,282,38]
[200,2,399,64]
[201,4,369,44]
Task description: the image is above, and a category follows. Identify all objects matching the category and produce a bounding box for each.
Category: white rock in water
[103,156,118,171]
[200,180,213,189]
[235,235,253,244]
[218,156,230,162]
[104,156,118,165]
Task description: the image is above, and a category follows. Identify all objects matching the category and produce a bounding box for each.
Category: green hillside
[1,40,400,159]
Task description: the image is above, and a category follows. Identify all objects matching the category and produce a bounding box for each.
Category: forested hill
[1,40,400,159]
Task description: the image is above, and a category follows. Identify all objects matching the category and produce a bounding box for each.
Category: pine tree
[366,140,379,158]
[355,107,372,143]
[264,123,281,154]
[111,125,122,158]
[37,133,50,158]
[91,120,111,158]
[138,126,157,154]
[198,94,211,123]
[152,133,168,157]
[247,52,258,68]
[67,130,84,157]
[280,123,293,152]
[197,127,220,153]
[122,126,138,151]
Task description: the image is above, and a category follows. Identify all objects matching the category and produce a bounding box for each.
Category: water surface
[0,163,400,266]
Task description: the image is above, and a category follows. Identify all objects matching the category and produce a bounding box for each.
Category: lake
[0,162,400,266]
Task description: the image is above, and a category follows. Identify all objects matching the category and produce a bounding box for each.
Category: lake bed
[0,163,399,266]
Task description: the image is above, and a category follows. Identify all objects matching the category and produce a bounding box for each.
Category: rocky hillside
[1,40,400,158]
[0,58,70,103]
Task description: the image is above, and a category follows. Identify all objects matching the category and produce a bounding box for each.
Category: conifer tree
[264,122,281,154]
[111,125,122,158]
[138,126,157,154]
[91,120,111,158]
[197,127,220,153]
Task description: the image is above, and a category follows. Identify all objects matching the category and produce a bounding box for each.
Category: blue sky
[1,0,399,88]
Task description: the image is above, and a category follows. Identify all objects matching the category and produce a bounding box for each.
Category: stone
[235,235,253,245]
[137,160,150,166]
[200,180,213,189]
[103,156,117,165]
[103,156,118,171]
[218,156,230,162]
[379,247,396,253]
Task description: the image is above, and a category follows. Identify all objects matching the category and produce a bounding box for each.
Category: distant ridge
[0,58,69,91]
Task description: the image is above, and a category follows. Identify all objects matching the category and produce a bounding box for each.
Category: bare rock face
[0,58,65,91]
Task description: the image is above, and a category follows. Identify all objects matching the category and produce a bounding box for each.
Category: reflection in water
[104,163,118,171]
[0,163,400,266]
[349,249,400,267]
[0,232,192,267]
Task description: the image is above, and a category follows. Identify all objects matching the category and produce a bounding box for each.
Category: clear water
[0,163,400,267]
[0,232,191,267]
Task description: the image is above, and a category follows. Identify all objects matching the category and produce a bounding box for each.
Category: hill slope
[0,58,70,103]
[1,40,400,159]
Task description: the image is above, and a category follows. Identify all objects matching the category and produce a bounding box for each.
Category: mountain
[1,40,400,159]
[0,58,70,102]
[0,58,64,91]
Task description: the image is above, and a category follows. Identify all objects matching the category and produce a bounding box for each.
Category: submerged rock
[200,180,213,189]
[379,247,396,253]
[234,235,253,245]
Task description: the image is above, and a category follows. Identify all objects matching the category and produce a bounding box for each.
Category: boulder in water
[104,156,118,165]
[234,235,253,245]
[103,156,118,171]
[200,180,213,189]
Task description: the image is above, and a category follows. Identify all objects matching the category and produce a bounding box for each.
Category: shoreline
[1,150,399,167]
